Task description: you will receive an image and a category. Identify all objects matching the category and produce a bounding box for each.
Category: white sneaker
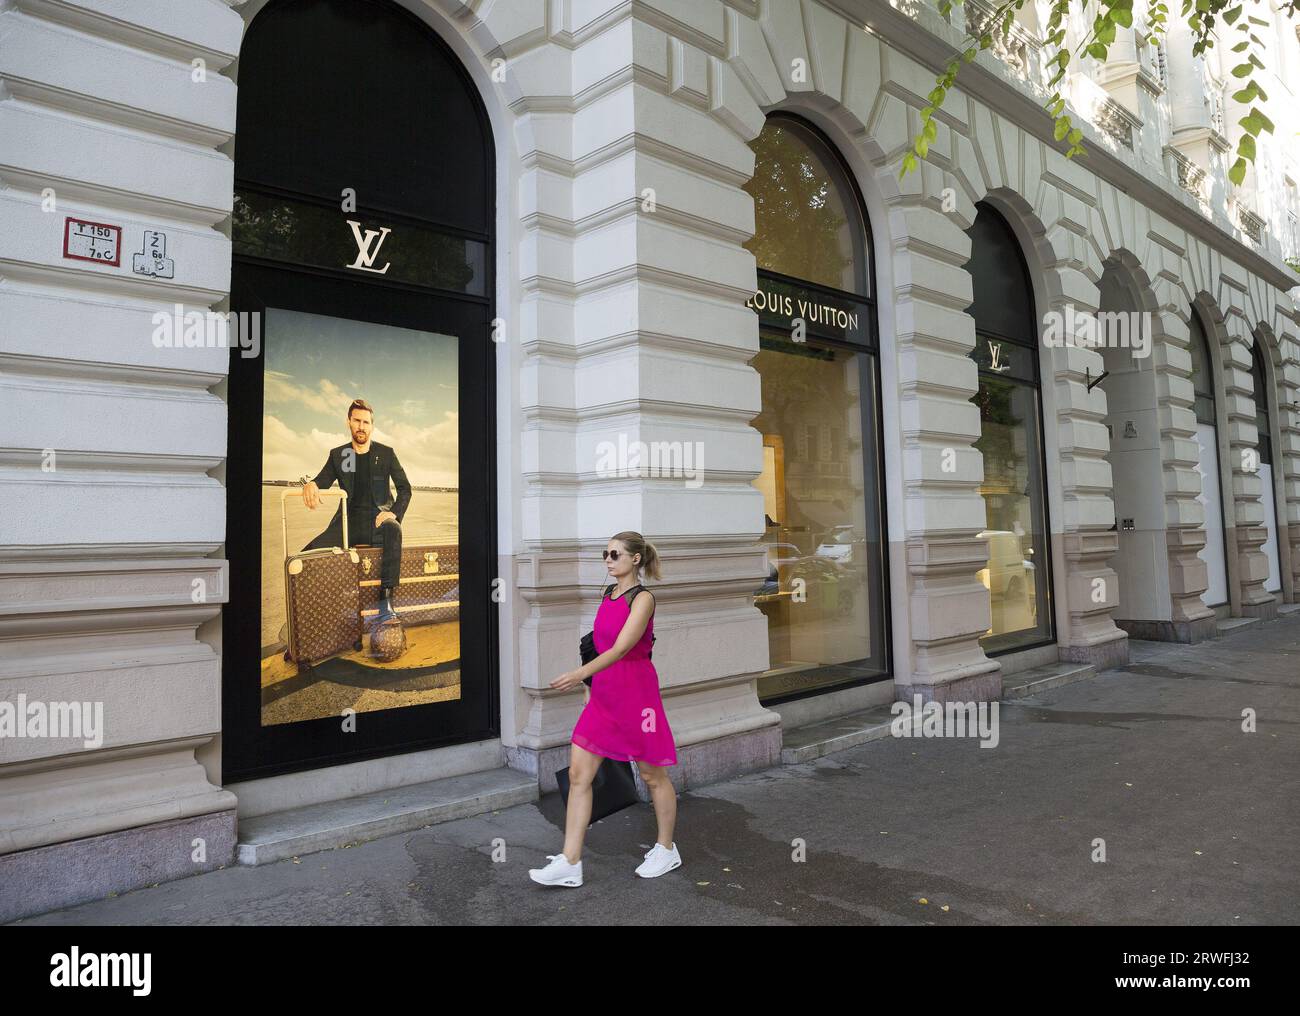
[529,852,583,887]
[635,842,681,878]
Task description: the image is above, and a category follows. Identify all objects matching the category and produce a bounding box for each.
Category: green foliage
[906,0,1281,189]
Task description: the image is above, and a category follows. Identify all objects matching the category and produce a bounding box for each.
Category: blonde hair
[611,531,661,581]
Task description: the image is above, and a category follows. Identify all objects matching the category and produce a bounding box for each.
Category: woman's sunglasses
[602,550,636,561]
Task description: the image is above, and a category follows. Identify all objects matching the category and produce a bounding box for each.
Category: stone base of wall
[1059,634,1130,671]
[509,722,784,798]
[0,809,237,924]
[894,667,1003,704]
[1241,597,1280,621]
[1115,615,1218,643]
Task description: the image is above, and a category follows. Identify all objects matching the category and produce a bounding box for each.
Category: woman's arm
[549,590,654,690]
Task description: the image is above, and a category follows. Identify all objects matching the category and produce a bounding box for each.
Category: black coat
[311,441,412,525]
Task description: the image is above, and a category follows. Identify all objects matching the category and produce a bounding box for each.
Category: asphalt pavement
[12,614,1298,925]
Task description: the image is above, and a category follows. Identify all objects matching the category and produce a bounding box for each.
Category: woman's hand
[550,669,586,691]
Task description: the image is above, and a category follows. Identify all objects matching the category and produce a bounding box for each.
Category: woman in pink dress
[529,531,679,887]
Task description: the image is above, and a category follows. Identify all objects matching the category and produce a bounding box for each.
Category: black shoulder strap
[624,584,655,607]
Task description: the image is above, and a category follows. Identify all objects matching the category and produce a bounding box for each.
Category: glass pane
[972,376,1053,651]
[965,205,1036,344]
[1188,314,1217,426]
[743,120,864,295]
[234,190,487,295]
[260,308,461,726]
[750,331,887,699]
[235,0,490,235]
[1188,317,1211,397]
[1251,347,1273,466]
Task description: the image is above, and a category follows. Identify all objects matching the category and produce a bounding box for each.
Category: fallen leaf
[918,897,929,904]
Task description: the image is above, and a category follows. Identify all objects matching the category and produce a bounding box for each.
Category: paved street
[13,615,1298,926]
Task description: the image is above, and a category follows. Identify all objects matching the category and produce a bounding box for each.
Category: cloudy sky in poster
[261,308,458,487]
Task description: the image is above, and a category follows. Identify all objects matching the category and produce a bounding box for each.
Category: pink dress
[571,583,677,767]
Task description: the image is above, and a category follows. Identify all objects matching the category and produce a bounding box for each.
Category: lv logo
[423,552,439,574]
[345,219,392,275]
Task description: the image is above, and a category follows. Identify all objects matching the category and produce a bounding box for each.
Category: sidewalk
[12,614,1299,925]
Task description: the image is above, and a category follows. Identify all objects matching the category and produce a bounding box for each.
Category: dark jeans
[305,510,402,590]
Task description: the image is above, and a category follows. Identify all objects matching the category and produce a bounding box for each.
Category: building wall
[1,0,1298,918]
[0,0,243,893]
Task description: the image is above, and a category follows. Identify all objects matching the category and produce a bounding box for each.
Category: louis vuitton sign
[746,275,869,346]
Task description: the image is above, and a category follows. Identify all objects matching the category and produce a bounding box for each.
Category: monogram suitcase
[282,489,362,665]
[356,543,460,627]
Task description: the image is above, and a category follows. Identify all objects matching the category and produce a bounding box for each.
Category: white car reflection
[755,538,858,615]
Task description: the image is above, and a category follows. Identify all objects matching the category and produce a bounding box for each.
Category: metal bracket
[1086,368,1109,392]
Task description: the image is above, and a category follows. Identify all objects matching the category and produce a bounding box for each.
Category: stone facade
[1,0,1297,918]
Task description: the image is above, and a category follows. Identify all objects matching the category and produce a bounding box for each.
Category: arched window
[964,204,1054,653]
[1189,310,1228,606]
[1250,340,1283,593]
[742,114,889,702]
[224,0,497,779]
[1188,312,1217,425]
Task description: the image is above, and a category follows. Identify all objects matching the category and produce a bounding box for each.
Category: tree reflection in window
[743,120,861,294]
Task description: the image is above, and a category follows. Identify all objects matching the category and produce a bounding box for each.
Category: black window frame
[745,112,892,706]
[965,202,1056,657]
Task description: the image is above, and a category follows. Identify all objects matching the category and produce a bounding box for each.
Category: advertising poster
[259,308,460,726]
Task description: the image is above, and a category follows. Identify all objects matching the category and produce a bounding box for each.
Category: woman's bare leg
[636,763,677,849]
[562,743,604,863]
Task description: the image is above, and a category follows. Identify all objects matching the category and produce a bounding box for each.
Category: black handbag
[556,757,640,823]
[580,630,598,687]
